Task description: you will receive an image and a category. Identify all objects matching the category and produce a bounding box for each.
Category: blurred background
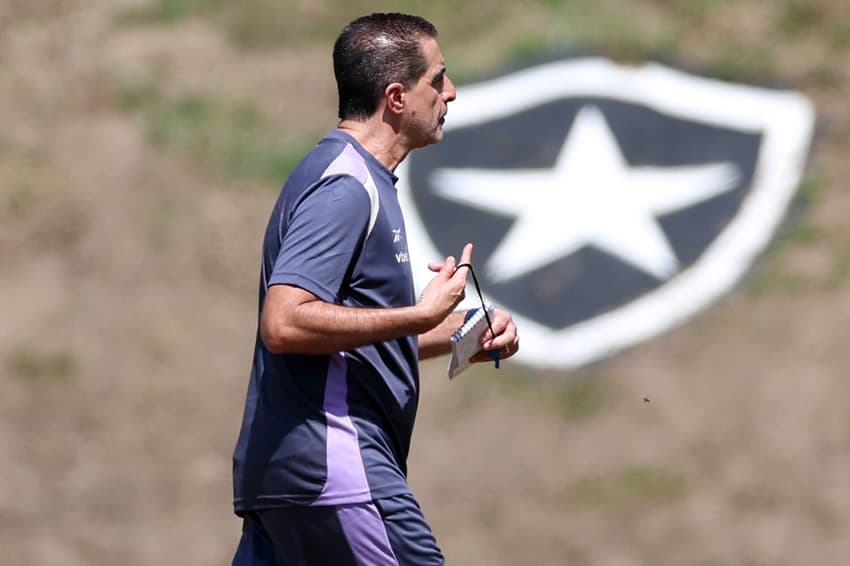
[1,1,849,564]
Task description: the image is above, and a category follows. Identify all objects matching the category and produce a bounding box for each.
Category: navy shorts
[232,492,444,566]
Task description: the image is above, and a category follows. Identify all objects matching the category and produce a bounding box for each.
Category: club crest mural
[398,57,815,368]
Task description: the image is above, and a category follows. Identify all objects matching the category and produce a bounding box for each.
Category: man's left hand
[470,308,519,364]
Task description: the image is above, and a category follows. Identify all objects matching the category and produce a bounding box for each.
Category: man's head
[334,13,456,151]
[333,13,438,121]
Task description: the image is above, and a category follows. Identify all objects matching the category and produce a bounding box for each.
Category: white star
[430,106,741,282]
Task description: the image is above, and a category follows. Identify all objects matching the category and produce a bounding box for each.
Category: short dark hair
[333,13,438,120]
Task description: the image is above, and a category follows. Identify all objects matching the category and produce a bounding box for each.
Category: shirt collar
[328,129,399,185]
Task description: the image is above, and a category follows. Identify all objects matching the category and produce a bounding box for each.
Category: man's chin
[410,127,445,150]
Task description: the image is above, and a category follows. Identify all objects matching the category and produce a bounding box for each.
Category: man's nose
[444,76,457,102]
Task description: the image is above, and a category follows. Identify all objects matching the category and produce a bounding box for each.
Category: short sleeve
[269,175,372,302]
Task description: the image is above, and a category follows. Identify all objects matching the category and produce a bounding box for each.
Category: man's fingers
[429,244,473,277]
[450,243,474,284]
[442,255,456,275]
[459,243,473,266]
[480,311,518,352]
[470,339,518,363]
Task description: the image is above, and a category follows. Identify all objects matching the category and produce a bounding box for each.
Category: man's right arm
[261,245,473,355]
[261,285,431,355]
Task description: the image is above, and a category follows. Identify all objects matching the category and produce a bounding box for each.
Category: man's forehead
[419,37,445,71]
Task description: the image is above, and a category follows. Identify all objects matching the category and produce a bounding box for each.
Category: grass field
[2,1,850,564]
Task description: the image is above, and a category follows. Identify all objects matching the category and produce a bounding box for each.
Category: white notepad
[448,303,495,379]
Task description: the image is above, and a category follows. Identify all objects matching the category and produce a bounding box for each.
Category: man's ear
[384,82,405,115]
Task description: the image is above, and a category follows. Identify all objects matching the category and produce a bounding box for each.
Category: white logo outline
[397,58,814,369]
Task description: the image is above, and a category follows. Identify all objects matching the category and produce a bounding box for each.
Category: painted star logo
[431,106,740,282]
[397,57,814,369]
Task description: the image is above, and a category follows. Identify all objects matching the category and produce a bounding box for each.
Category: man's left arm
[418,307,519,362]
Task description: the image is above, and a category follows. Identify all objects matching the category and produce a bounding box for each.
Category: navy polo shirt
[233,130,420,512]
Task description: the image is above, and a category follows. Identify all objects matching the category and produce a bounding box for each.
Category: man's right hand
[417,243,473,329]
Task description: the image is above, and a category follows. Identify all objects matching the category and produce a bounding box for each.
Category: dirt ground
[2,2,850,565]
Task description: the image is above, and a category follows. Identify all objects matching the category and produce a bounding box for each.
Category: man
[232,13,519,566]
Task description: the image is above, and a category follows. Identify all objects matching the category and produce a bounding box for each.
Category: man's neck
[337,118,410,172]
